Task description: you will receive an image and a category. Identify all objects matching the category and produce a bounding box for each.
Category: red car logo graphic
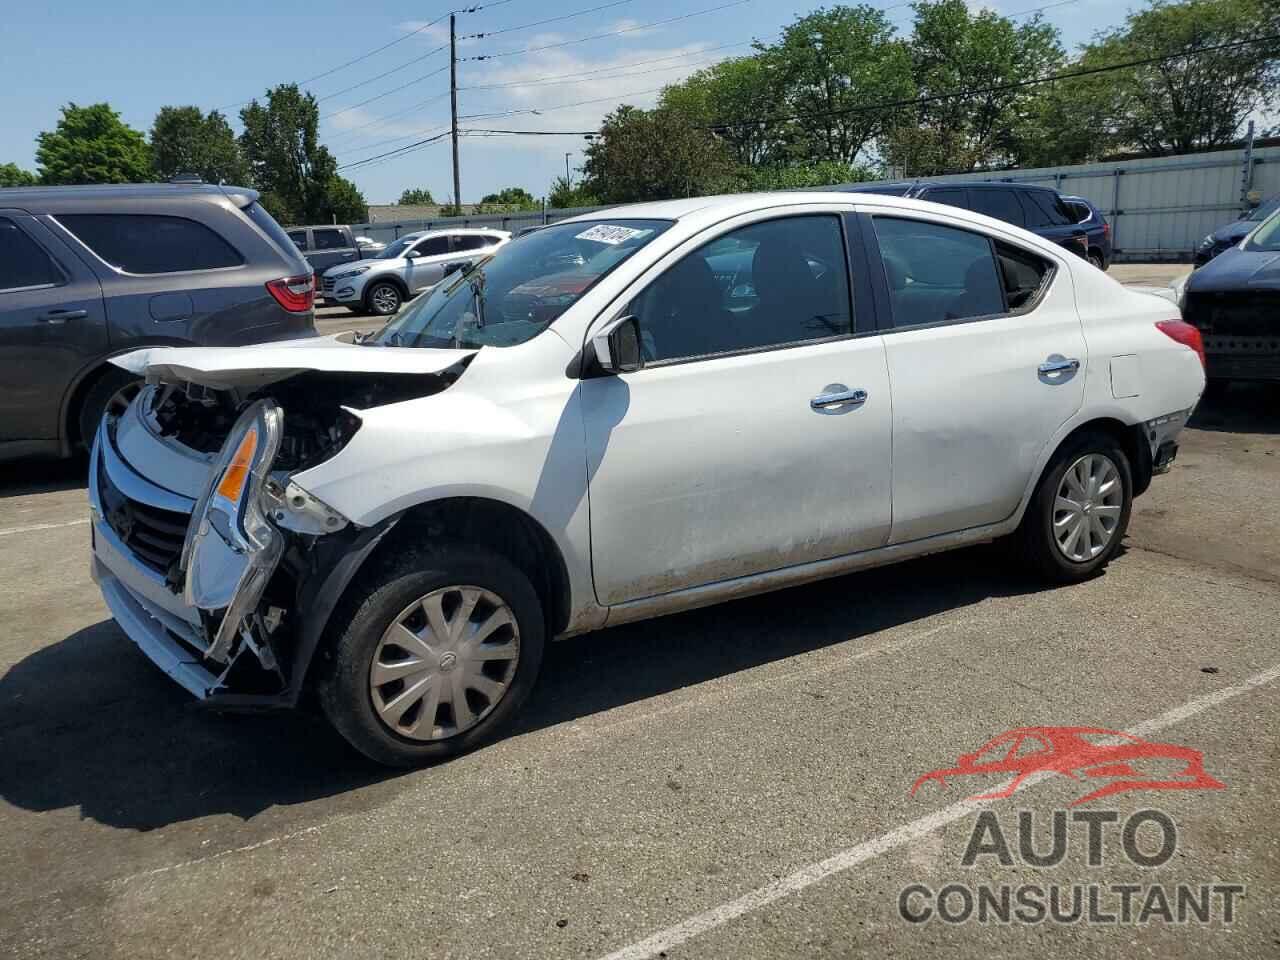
[910,726,1224,806]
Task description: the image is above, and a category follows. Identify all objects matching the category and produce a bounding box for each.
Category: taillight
[1156,319,1205,370]
[266,274,315,313]
[1102,221,1110,238]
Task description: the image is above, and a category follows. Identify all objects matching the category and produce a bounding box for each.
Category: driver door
[406,235,450,292]
[580,210,893,607]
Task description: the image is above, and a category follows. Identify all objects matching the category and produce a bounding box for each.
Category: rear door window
[920,187,968,210]
[872,216,1005,328]
[287,229,309,250]
[413,236,450,257]
[451,235,493,252]
[969,189,1025,227]
[0,218,63,291]
[312,228,347,250]
[994,240,1053,311]
[58,214,243,273]
[1019,191,1072,228]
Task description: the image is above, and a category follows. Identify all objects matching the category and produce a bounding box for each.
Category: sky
[4,0,1146,206]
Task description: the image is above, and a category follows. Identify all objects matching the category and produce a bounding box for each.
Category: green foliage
[323,176,369,223]
[661,55,785,165]
[547,175,599,209]
[36,103,152,185]
[479,186,538,209]
[398,187,436,205]
[579,105,735,203]
[436,202,464,218]
[150,106,251,185]
[0,163,38,187]
[239,85,350,224]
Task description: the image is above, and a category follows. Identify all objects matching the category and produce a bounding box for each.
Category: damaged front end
[89,354,467,707]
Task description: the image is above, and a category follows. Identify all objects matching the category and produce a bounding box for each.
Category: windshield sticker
[574,224,651,245]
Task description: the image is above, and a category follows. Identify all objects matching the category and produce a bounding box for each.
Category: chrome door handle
[810,388,867,410]
[1038,358,1080,375]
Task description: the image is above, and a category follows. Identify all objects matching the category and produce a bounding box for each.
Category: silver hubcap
[1053,453,1123,562]
[369,586,520,741]
[372,285,399,314]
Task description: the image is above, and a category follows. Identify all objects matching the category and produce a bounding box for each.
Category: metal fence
[349,143,1276,262]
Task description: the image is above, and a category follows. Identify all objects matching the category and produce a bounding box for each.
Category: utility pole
[450,13,461,214]
[565,152,572,185]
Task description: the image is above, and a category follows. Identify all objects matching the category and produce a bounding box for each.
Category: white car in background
[92,192,1205,766]
[321,227,510,316]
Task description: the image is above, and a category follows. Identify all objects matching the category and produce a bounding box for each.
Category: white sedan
[93,192,1205,765]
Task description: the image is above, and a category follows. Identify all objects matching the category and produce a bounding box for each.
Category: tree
[0,163,38,187]
[479,186,537,209]
[580,105,734,203]
[661,55,786,165]
[323,175,369,223]
[239,84,342,224]
[768,6,916,165]
[547,175,598,209]
[150,106,251,184]
[35,103,152,185]
[881,1,1063,175]
[1075,0,1280,156]
[398,187,435,204]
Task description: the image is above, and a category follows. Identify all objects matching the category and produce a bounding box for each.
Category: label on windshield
[575,224,650,245]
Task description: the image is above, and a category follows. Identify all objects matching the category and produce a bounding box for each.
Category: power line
[462,0,754,61]
[334,120,452,157]
[321,64,450,120]
[327,92,453,144]
[458,85,667,122]
[316,44,449,103]
[459,0,635,40]
[337,130,454,171]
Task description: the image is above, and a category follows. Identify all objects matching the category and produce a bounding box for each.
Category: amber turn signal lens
[215,426,259,502]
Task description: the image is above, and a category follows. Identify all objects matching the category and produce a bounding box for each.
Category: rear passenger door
[862,210,1086,543]
[0,214,107,442]
[1018,190,1088,258]
[447,234,494,276]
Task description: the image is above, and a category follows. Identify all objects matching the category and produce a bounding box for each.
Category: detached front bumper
[88,414,286,701]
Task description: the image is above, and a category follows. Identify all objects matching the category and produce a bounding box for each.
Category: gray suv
[0,183,316,461]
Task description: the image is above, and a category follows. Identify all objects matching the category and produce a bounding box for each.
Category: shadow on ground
[0,543,1048,832]
[0,454,87,499]
[1190,382,1280,435]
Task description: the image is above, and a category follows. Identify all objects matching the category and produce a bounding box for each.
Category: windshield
[377,235,420,259]
[368,218,672,349]
[1245,208,1280,252]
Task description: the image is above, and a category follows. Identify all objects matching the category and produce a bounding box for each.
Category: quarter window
[452,235,493,252]
[287,229,309,249]
[0,219,63,291]
[873,217,1004,327]
[1019,191,1073,228]
[628,215,853,363]
[58,214,243,273]
[994,240,1052,311]
[312,228,346,250]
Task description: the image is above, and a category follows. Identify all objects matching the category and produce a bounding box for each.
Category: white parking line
[0,517,89,537]
[596,661,1280,960]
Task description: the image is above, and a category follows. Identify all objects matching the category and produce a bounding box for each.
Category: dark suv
[841,180,1093,263]
[0,183,315,461]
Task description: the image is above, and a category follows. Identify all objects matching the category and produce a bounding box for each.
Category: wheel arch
[363,274,410,306]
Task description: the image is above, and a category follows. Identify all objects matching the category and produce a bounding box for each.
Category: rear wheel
[365,281,403,317]
[1087,250,1105,270]
[78,368,142,448]
[1013,430,1132,583]
[318,542,545,766]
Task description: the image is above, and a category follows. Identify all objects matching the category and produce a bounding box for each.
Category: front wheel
[1013,431,1132,583]
[79,368,143,449]
[318,542,545,766]
[365,281,403,317]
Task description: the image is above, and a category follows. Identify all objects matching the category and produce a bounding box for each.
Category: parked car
[0,183,315,462]
[92,192,1204,765]
[1175,204,1280,383]
[1060,195,1112,270]
[321,227,511,316]
[285,224,367,278]
[1193,196,1280,266]
[355,235,386,254]
[841,181,1094,263]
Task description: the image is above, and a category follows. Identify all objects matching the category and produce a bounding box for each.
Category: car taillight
[1102,221,1110,238]
[1156,319,1205,370]
[266,274,315,313]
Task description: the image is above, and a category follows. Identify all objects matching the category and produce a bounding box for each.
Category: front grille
[322,277,336,292]
[98,459,190,577]
[1184,291,1279,340]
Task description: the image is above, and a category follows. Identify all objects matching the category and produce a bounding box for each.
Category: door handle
[39,308,88,324]
[1038,357,1080,375]
[342,252,357,259]
[810,388,867,410]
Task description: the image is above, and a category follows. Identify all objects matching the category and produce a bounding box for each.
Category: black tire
[1087,250,1105,271]
[364,280,403,317]
[1012,430,1133,583]
[78,367,142,448]
[317,541,545,767]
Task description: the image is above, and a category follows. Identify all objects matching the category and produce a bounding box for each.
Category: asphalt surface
[1,264,1276,959]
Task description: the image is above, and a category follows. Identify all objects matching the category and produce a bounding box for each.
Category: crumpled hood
[1187,248,1280,294]
[112,335,474,389]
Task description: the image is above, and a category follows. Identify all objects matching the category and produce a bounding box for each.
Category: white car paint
[106,191,1204,643]
[320,228,510,308]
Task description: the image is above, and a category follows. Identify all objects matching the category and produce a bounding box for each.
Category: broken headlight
[181,399,284,662]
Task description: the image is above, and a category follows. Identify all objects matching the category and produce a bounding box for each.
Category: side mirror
[405,249,421,259]
[591,315,643,375]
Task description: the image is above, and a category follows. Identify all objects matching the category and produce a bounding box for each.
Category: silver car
[321,228,510,316]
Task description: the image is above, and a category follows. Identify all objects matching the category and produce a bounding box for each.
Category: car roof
[0,182,259,209]
[403,227,510,239]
